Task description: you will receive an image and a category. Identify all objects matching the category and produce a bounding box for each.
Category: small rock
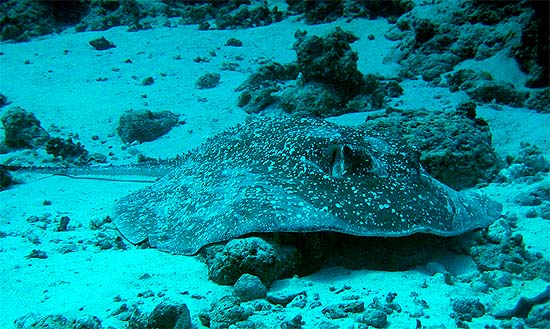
[0,93,9,107]
[526,303,550,328]
[0,166,13,190]
[481,270,513,289]
[138,290,155,299]
[455,101,477,120]
[196,72,221,89]
[225,37,243,47]
[495,285,550,320]
[514,192,543,206]
[74,315,103,329]
[141,76,154,86]
[471,280,489,293]
[89,36,116,50]
[451,298,486,323]
[207,296,251,329]
[322,301,365,319]
[413,18,436,43]
[1,106,50,148]
[526,208,538,218]
[319,322,339,329]
[26,249,48,259]
[355,309,388,328]
[540,204,550,220]
[56,216,71,232]
[117,109,179,144]
[14,313,71,328]
[281,315,304,329]
[203,237,300,286]
[485,219,512,244]
[148,303,191,329]
[45,137,89,162]
[233,274,267,302]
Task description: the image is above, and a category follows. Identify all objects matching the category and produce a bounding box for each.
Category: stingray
[112,117,502,255]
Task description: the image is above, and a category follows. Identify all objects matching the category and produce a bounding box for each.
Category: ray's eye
[327,144,373,178]
[342,145,353,158]
[327,144,374,178]
[362,152,373,170]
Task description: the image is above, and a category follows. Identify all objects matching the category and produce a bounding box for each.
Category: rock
[513,183,550,207]
[203,237,300,286]
[280,83,346,118]
[212,3,283,30]
[420,53,462,82]
[293,27,363,97]
[446,69,528,107]
[26,249,48,259]
[73,316,103,329]
[362,106,498,190]
[413,18,436,43]
[14,313,103,329]
[281,315,305,329]
[225,37,242,47]
[455,100,477,120]
[195,72,220,89]
[233,274,267,302]
[148,303,191,329]
[1,106,50,148]
[141,76,154,86]
[56,216,71,232]
[485,219,512,244]
[498,143,550,182]
[116,109,179,144]
[295,0,342,24]
[318,322,339,329]
[355,309,388,328]
[471,280,489,293]
[467,81,529,107]
[385,1,531,85]
[451,298,486,323]
[0,0,57,41]
[511,1,549,88]
[88,36,116,50]
[14,313,71,329]
[235,62,299,113]
[45,137,89,162]
[237,31,402,117]
[76,0,141,32]
[515,143,550,175]
[238,87,278,114]
[481,270,512,289]
[514,192,543,207]
[322,301,365,319]
[525,88,550,113]
[495,285,550,320]
[498,163,531,182]
[236,62,299,93]
[526,303,550,328]
[0,92,9,107]
[0,166,13,190]
[287,0,413,24]
[205,296,251,329]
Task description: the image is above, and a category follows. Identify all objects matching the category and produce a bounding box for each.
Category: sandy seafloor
[0,9,549,329]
